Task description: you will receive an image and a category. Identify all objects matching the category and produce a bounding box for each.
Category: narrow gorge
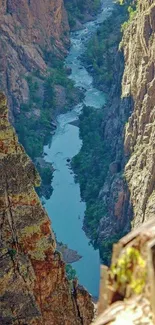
[44,0,112,298]
[1,0,155,324]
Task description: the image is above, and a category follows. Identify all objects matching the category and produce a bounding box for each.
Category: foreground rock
[0,93,94,325]
[93,218,155,325]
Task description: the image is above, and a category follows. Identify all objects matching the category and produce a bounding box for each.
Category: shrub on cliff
[65,264,77,281]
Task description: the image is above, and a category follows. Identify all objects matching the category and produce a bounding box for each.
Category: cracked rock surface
[0,93,94,325]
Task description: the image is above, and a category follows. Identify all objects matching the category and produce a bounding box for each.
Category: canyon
[0,0,98,323]
[72,0,155,270]
[1,0,155,323]
[0,0,106,323]
[97,0,155,259]
[44,0,112,299]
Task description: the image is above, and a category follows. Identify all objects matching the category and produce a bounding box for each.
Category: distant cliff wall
[0,0,101,119]
[98,0,155,252]
[0,0,69,118]
[77,0,155,262]
[123,0,155,227]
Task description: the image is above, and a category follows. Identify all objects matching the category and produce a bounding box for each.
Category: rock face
[92,218,155,325]
[123,0,155,228]
[94,13,132,255]
[95,0,155,255]
[0,0,70,117]
[0,93,94,325]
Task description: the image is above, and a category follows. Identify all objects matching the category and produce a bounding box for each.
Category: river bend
[44,0,113,298]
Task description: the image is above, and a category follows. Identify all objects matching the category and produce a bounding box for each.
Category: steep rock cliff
[75,3,132,262]
[81,0,155,262]
[123,0,155,228]
[0,93,94,325]
[99,0,155,256]
[0,0,69,117]
[97,26,132,259]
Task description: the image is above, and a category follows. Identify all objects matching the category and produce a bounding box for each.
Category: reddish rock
[0,93,94,325]
[0,0,70,117]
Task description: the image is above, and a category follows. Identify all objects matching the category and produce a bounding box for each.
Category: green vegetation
[65,264,77,281]
[65,0,101,28]
[110,247,146,295]
[121,5,137,31]
[72,106,112,256]
[15,65,75,159]
[116,0,137,31]
[72,2,134,263]
[116,0,136,6]
[15,60,78,198]
[100,230,129,265]
[8,248,17,259]
[82,3,128,90]
[37,166,53,186]
[72,107,128,264]
[15,74,54,159]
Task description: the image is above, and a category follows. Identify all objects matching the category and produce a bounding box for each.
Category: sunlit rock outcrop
[93,0,155,259]
[92,218,155,325]
[0,93,94,325]
[122,0,155,228]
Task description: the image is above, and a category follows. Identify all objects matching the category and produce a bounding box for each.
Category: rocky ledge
[57,242,82,264]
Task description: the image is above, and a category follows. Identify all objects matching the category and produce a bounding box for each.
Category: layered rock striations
[88,4,133,258]
[93,0,155,257]
[0,0,70,117]
[123,0,155,228]
[0,93,94,325]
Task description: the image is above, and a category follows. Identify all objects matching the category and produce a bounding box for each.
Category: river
[44,0,113,298]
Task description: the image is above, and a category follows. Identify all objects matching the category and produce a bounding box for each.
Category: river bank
[72,1,132,265]
[57,242,82,263]
[81,3,128,93]
[24,1,112,201]
[65,0,101,31]
[43,0,113,298]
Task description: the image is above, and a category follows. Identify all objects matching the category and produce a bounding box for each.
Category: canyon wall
[0,0,100,119]
[123,0,155,227]
[93,0,155,258]
[0,0,69,117]
[0,93,94,325]
[92,2,155,314]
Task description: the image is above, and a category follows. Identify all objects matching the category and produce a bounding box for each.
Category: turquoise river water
[44,0,113,298]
